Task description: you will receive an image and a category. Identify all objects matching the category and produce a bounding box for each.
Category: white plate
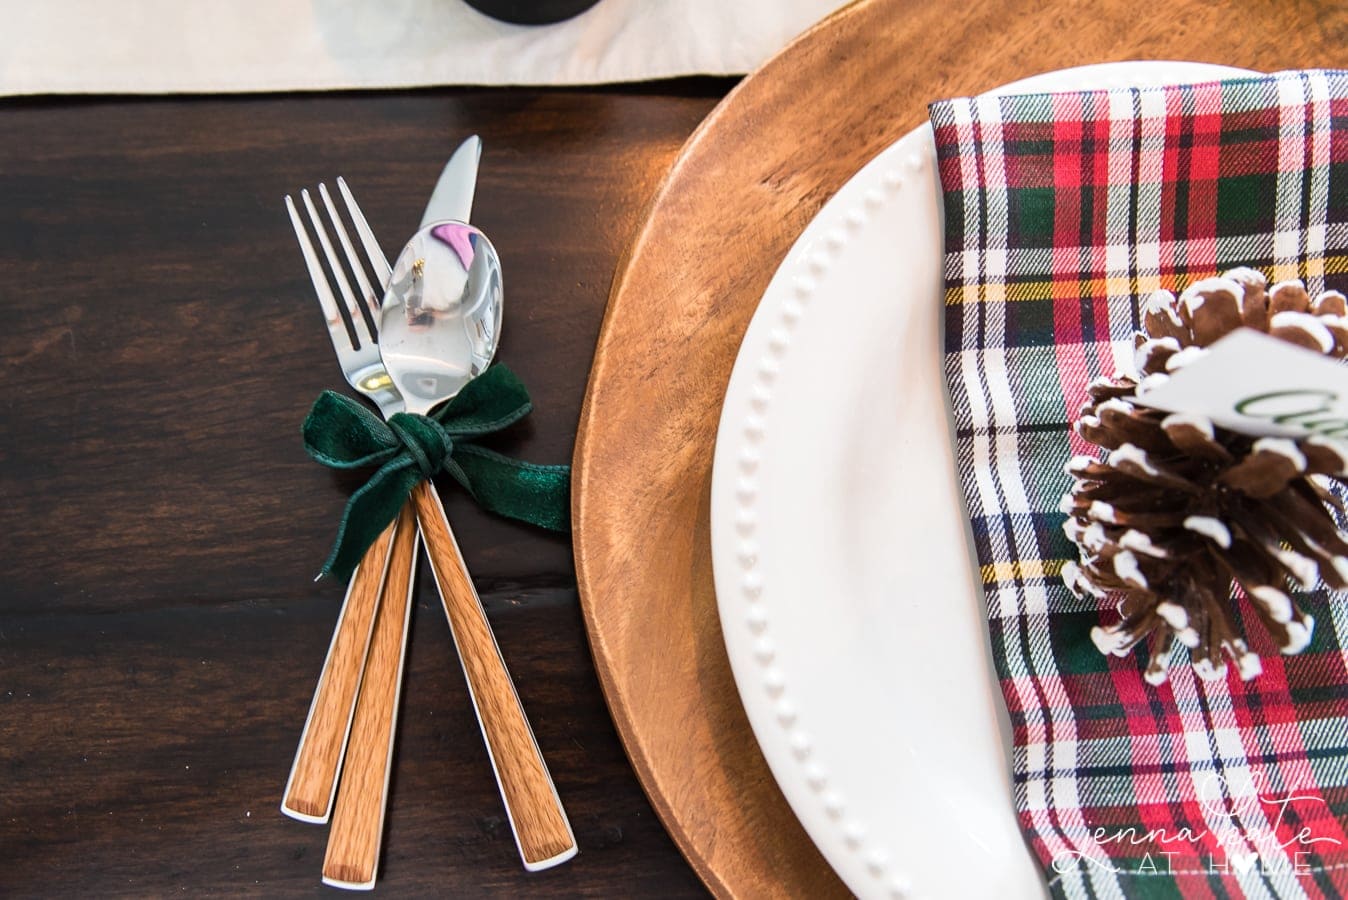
[710,61,1255,900]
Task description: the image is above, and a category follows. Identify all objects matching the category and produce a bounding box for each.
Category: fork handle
[322,503,419,890]
[281,517,398,823]
[409,480,577,871]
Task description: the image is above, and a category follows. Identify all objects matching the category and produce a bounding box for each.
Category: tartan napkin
[931,70,1348,898]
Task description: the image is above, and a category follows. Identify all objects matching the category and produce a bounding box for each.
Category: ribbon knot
[387,413,453,479]
[302,364,569,581]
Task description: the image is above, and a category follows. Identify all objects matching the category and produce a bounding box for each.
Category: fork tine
[301,188,373,347]
[318,183,381,335]
[286,194,353,351]
[337,178,393,288]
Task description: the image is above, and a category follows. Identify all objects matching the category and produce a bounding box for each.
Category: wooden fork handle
[281,516,398,823]
[409,480,577,871]
[322,503,419,890]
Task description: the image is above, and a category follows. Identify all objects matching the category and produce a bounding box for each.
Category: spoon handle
[281,517,398,823]
[322,503,419,889]
[409,480,578,871]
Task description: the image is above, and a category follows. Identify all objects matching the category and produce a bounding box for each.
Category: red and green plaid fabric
[931,70,1348,899]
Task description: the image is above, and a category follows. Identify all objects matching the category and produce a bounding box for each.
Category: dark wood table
[0,80,735,896]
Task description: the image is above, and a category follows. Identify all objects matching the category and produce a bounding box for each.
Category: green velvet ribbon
[302,364,569,581]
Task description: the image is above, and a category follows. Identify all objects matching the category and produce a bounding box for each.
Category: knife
[421,135,482,227]
[313,138,489,890]
[282,138,484,825]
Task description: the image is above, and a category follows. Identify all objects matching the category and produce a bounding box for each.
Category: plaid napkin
[931,71,1348,898]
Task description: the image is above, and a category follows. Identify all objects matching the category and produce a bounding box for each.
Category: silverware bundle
[279,138,575,889]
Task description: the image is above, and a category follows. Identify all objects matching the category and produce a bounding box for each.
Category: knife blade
[420,135,482,227]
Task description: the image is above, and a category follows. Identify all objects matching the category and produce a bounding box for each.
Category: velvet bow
[302,364,569,581]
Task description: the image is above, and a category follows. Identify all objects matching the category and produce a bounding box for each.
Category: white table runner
[0,0,850,96]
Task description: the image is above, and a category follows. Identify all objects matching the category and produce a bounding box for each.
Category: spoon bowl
[379,220,503,413]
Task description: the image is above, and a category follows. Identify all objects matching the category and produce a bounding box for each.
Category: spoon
[379,222,501,405]
[378,220,577,871]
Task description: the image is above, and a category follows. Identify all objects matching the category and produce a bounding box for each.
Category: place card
[1132,328,1348,441]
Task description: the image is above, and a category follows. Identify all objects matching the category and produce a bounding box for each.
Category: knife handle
[281,517,398,823]
[322,503,419,890]
[409,480,577,871]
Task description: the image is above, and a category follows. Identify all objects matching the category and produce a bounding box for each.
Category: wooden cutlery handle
[282,517,398,823]
[409,480,577,871]
[322,504,419,890]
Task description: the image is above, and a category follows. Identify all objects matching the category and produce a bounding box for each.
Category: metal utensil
[280,183,409,828]
[379,217,576,871]
[284,179,420,890]
[282,141,482,836]
[421,137,482,228]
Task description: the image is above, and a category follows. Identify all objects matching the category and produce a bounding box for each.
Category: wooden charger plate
[572,0,1344,895]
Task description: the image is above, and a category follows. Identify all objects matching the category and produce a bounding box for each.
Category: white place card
[1132,328,1348,440]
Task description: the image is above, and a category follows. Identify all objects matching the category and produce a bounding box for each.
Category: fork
[283,182,420,888]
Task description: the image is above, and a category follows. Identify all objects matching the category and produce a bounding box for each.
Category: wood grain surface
[412,480,575,870]
[282,517,396,823]
[573,0,1348,897]
[0,81,729,895]
[323,505,418,888]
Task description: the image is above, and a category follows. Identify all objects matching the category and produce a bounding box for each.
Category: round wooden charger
[572,0,1346,895]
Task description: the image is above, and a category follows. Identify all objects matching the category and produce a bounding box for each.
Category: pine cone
[1062,268,1348,684]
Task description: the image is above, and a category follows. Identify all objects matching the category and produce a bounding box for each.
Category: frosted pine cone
[1062,268,1348,684]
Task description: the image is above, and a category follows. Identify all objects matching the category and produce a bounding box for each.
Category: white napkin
[0,0,850,96]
